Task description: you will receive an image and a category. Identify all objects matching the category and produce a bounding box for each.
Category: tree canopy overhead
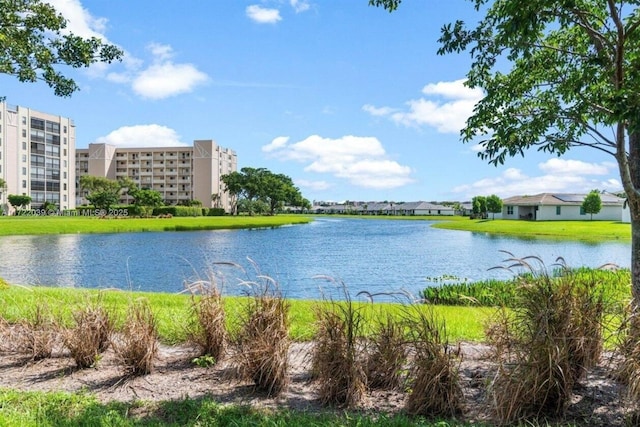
[0,0,123,97]
[371,0,640,300]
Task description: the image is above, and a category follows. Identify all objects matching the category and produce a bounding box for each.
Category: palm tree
[0,178,6,214]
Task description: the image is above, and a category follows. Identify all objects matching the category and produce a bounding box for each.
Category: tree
[486,194,503,220]
[0,0,123,97]
[79,176,127,211]
[8,194,32,210]
[131,189,164,217]
[211,193,222,209]
[371,0,640,301]
[221,171,244,215]
[42,200,57,212]
[471,196,487,219]
[582,190,603,221]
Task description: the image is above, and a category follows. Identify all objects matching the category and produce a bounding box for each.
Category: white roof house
[501,193,628,222]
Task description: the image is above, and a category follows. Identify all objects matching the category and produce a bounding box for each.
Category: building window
[22,180,26,188]
[22,116,26,125]
[22,129,26,137]
[63,137,67,145]
[556,206,561,215]
[22,167,26,175]
[63,172,67,179]
[22,155,26,162]
[22,141,26,150]
[507,206,514,215]
[580,207,586,215]
[63,125,67,133]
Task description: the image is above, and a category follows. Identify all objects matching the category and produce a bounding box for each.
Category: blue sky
[1,0,623,203]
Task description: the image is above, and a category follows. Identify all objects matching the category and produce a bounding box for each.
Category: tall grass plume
[112,298,158,376]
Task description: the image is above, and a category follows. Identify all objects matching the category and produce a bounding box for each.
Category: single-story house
[501,192,629,222]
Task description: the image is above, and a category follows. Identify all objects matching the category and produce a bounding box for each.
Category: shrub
[153,206,203,217]
[15,301,57,360]
[112,299,158,376]
[364,311,406,390]
[63,299,114,368]
[312,279,366,408]
[487,254,607,424]
[206,208,226,216]
[404,304,463,417]
[233,274,290,396]
[187,286,226,362]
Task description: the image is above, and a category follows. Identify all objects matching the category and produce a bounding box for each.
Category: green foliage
[191,355,216,368]
[0,0,123,97]
[7,194,32,209]
[153,206,203,217]
[221,167,305,215]
[41,201,57,211]
[422,267,631,309]
[0,277,8,289]
[206,208,226,216]
[471,195,486,218]
[485,194,502,219]
[79,176,132,211]
[582,190,603,220]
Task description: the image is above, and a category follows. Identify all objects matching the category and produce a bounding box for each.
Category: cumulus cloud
[113,43,209,100]
[296,179,332,191]
[95,125,188,148]
[246,5,282,23]
[262,135,413,189]
[262,136,290,153]
[364,79,483,134]
[451,159,621,199]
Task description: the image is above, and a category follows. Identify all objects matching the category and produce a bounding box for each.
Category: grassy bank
[0,286,488,343]
[0,389,476,427]
[0,215,312,236]
[432,218,631,241]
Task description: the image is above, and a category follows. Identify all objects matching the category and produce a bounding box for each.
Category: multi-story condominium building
[76,140,237,211]
[0,102,76,212]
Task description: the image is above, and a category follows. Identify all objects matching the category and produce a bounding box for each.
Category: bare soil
[0,340,632,426]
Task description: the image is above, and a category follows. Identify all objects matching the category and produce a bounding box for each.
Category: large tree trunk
[627,132,640,301]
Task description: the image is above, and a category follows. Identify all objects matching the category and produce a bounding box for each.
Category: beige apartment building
[0,102,76,212]
[76,140,237,211]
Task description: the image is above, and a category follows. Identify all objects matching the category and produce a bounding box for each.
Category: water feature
[0,218,630,300]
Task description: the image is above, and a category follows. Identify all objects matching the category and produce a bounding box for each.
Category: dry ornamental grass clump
[15,301,57,361]
[112,299,158,376]
[187,288,227,362]
[487,254,607,424]
[364,312,407,390]
[312,280,367,408]
[403,305,463,417]
[233,274,290,397]
[63,301,114,368]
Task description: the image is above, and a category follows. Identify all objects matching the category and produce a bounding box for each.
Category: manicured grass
[432,218,631,241]
[0,389,485,426]
[0,286,488,343]
[0,215,312,236]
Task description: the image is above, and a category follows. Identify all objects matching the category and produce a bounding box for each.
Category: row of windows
[29,118,66,134]
[506,206,590,216]
[31,181,61,192]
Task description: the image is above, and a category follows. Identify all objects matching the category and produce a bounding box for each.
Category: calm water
[0,218,631,300]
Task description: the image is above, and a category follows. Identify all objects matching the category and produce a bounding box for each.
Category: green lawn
[0,215,312,236]
[0,285,488,343]
[432,218,631,242]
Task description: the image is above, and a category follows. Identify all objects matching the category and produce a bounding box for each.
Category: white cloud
[538,158,610,175]
[451,159,620,199]
[362,104,397,117]
[246,5,282,24]
[422,79,484,100]
[95,125,188,147]
[296,179,332,191]
[364,79,483,134]
[290,0,311,13]
[45,0,108,39]
[262,134,413,189]
[128,44,208,100]
[262,136,290,153]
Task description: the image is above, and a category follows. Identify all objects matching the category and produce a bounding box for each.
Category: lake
[0,218,630,300]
